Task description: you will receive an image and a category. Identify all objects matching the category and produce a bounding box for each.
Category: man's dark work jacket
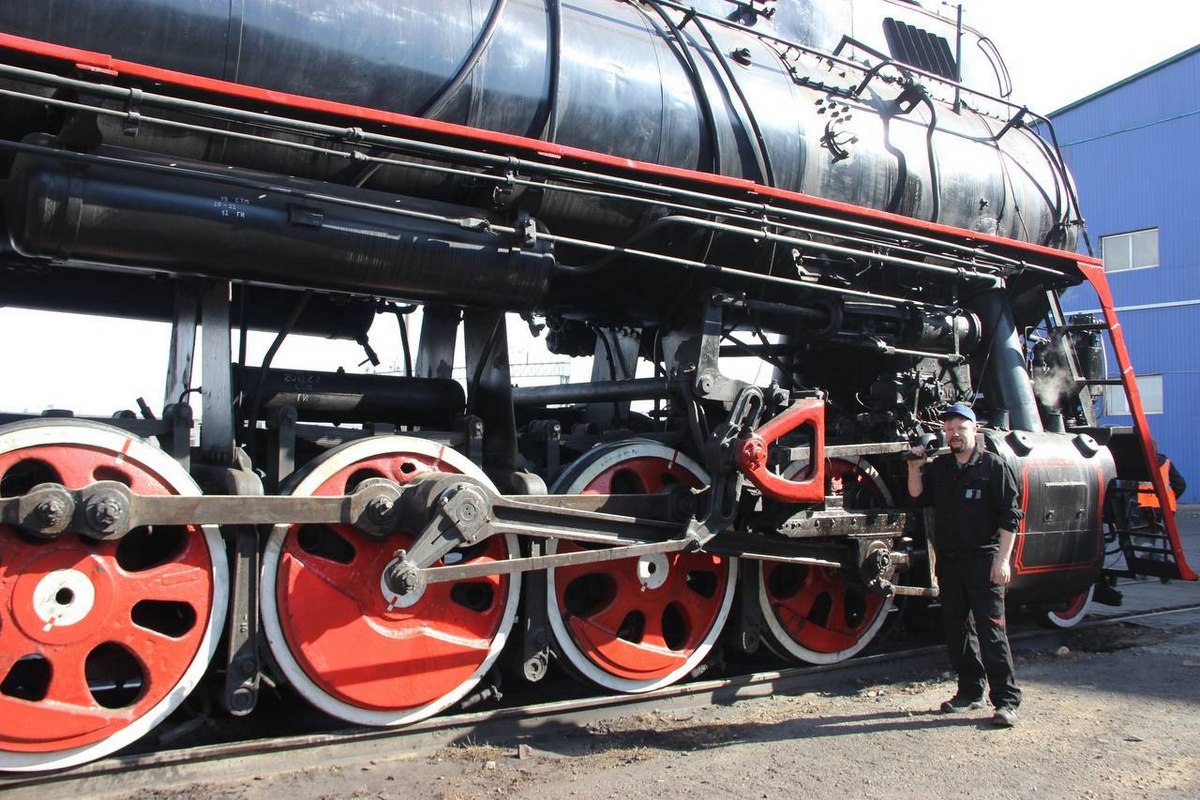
[916,445,1023,557]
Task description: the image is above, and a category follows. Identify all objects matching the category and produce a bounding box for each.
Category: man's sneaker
[940,695,984,713]
[992,707,1018,727]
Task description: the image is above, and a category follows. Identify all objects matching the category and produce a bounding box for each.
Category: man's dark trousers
[937,554,1021,709]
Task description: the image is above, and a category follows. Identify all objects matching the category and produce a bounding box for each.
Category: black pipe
[418,0,509,118]
[973,291,1043,432]
[235,366,465,426]
[642,1,723,173]
[684,11,775,186]
[538,0,563,142]
[512,378,673,406]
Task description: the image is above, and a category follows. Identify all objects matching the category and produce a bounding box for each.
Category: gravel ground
[119,613,1200,800]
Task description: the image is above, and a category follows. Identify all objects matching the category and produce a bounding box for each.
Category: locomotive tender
[0,0,1192,771]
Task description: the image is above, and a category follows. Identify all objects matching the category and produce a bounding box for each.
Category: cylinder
[5,144,555,308]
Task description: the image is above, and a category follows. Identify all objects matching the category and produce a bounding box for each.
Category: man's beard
[949,438,969,454]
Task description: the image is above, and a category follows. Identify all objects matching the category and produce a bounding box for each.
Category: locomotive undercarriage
[0,336,923,763]
[0,273,1078,770]
[0,6,1193,772]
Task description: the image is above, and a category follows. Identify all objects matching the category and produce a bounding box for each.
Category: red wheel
[546,441,736,692]
[757,457,893,664]
[261,437,519,725]
[0,421,226,771]
[1045,585,1093,628]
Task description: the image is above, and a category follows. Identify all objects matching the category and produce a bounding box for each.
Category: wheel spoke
[46,646,96,709]
[569,589,633,638]
[122,560,214,606]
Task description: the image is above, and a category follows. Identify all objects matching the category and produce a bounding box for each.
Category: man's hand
[993,529,1016,586]
[906,447,927,499]
[991,556,1012,586]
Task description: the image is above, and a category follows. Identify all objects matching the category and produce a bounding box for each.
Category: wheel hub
[636,553,669,591]
[30,568,98,633]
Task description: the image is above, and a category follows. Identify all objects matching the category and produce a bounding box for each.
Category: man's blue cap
[940,403,976,423]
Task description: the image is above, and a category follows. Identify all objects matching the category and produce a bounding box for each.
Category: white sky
[956,0,1197,114]
[1,2,1195,415]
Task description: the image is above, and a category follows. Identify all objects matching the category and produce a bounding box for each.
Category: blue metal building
[1050,45,1200,502]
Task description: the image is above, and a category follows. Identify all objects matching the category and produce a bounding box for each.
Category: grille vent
[882,18,957,81]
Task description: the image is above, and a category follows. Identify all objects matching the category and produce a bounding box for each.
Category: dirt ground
[122,614,1200,800]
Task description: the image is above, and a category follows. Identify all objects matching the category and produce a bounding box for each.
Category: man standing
[907,403,1023,728]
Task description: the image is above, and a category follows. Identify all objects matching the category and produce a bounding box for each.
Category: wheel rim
[1046,585,1094,628]
[0,421,226,772]
[546,441,736,693]
[757,457,894,664]
[261,437,519,725]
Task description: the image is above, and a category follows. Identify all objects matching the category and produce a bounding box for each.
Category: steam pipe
[512,378,673,406]
[973,291,1043,432]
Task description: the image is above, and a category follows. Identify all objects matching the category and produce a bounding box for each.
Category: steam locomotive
[0,0,1191,771]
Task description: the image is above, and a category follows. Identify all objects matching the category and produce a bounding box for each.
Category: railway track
[4,603,1196,800]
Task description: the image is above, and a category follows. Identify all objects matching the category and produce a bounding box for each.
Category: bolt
[34,498,67,528]
[383,554,426,597]
[393,565,424,596]
[741,439,766,467]
[86,495,123,530]
[229,686,255,713]
[458,500,479,523]
[367,494,395,524]
[524,655,548,682]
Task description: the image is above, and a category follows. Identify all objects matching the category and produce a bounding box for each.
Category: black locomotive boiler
[0,0,1191,771]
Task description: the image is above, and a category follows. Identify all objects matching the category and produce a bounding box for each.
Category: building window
[1100,228,1158,272]
[1104,374,1163,415]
